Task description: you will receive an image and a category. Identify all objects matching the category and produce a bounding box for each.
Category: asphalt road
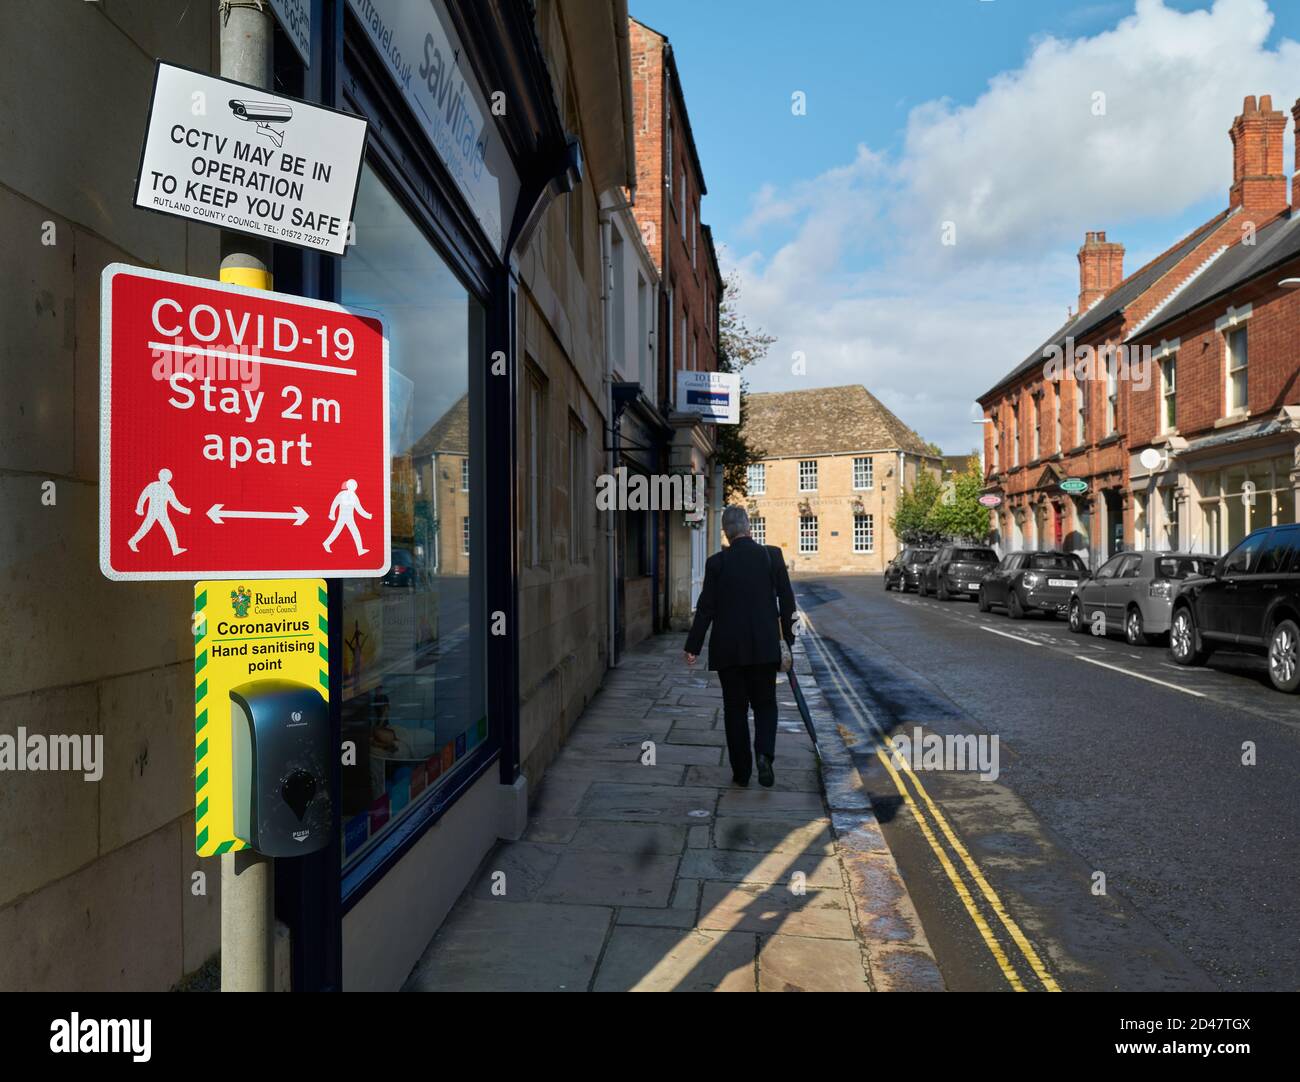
[794,573,1300,992]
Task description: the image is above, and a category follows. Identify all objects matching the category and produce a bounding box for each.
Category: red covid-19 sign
[100,264,390,580]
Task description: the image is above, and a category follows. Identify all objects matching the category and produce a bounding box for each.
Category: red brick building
[1125,102,1300,556]
[628,16,724,625]
[978,95,1296,566]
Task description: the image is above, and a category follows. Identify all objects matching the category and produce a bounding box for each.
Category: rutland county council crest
[230,587,252,618]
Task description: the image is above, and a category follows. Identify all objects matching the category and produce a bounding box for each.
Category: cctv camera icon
[228,99,293,147]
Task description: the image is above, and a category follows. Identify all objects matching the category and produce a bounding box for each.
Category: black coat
[684,537,797,671]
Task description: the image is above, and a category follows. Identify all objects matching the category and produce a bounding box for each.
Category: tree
[931,454,993,543]
[715,271,774,502]
[890,467,946,546]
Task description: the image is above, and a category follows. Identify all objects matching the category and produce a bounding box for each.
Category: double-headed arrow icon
[207,504,309,526]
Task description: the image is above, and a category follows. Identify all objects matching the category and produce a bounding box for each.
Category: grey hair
[721,505,751,541]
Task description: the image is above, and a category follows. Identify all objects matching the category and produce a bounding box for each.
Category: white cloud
[726,0,1300,454]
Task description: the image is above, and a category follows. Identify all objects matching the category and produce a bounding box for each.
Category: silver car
[1067,550,1217,645]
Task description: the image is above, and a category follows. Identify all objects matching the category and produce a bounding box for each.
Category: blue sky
[632,0,1300,453]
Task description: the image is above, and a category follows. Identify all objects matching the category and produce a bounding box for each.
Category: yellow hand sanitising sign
[193,579,328,856]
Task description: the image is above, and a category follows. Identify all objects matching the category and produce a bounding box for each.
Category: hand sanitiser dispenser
[230,680,331,856]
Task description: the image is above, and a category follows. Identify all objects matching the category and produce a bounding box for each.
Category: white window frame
[460,457,470,492]
[1012,402,1020,466]
[798,459,818,492]
[1106,350,1119,434]
[852,456,873,491]
[462,515,470,555]
[1215,305,1252,417]
[1032,394,1041,459]
[750,515,766,545]
[1226,326,1248,414]
[747,463,766,495]
[799,514,818,554]
[1160,356,1177,433]
[853,512,874,554]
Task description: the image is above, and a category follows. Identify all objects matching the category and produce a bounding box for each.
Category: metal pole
[219,0,275,993]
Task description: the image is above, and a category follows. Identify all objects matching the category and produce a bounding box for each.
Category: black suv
[918,544,998,600]
[884,546,936,592]
[980,550,1087,619]
[1168,524,1300,693]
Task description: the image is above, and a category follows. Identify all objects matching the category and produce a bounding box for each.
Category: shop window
[339,165,487,870]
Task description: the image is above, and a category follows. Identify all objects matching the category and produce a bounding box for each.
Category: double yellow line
[801,611,1060,992]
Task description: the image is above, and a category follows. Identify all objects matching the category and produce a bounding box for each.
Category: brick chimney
[1229,94,1287,213]
[1077,231,1124,312]
[1291,98,1300,208]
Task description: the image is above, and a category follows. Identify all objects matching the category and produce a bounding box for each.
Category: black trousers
[717,663,779,779]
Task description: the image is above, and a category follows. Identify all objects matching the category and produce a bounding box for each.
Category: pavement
[404,632,943,992]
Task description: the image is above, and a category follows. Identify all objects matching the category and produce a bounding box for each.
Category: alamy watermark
[0,728,103,781]
[888,726,1000,782]
[1042,337,1154,391]
[595,467,706,512]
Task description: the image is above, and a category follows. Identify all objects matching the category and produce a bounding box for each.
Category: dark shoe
[757,754,775,788]
[732,772,750,787]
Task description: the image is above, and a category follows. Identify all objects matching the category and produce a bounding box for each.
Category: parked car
[1067,550,1216,645]
[918,544,999,600]
[382,547,418,588]
[979,550,1086,618]
[1168,524,1300,693]
[884,546,937,592]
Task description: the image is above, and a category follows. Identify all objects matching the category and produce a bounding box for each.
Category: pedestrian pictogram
[323,479,372,555]
[100,264,390,580]
[128,468,192,555]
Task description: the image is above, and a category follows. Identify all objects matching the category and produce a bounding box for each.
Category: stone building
[0,0,639,992]
[740,386,940,573]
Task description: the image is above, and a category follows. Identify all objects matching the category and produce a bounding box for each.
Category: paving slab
[405,901,611,992]
[538,849,680,907]
[716,789,827,820]
[678,848,844,888]
[684,764,821,792]
[712,817,835,855]
[697,881,856,940]
[593,927,756,992]
[577,781,719,823]
[758,934,870,992]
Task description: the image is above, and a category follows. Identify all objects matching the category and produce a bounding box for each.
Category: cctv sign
[100,264,390,581]
[134,62,367,255]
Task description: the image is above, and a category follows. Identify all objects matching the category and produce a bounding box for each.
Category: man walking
[684,505,796,787]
